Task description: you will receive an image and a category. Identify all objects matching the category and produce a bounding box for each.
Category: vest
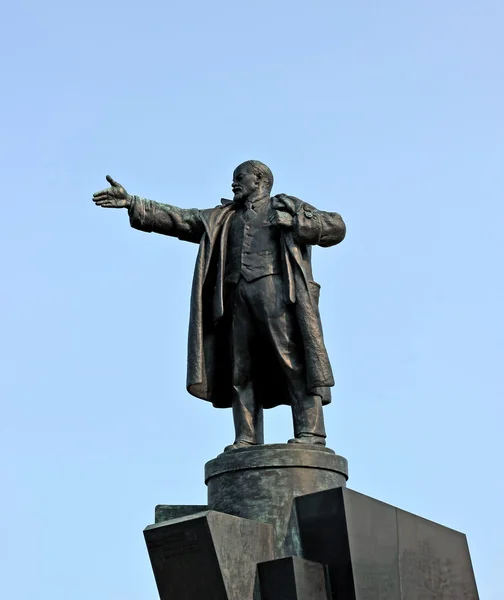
[225,200,282,283]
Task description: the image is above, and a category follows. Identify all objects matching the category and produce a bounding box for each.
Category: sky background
[0,1,502,598]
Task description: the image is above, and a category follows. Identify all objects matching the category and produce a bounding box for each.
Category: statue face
[232,165,259,202]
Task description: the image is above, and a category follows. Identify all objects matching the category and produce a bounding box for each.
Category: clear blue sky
[1,1,502,598]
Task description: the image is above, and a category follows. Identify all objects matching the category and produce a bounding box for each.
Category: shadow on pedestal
[258,556,330,600]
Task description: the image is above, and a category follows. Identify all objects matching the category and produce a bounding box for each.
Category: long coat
[128,194,346,409]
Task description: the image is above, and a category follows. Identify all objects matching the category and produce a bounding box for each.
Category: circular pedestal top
[205,443,348,484]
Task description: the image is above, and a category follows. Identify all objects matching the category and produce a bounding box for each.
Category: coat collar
[220,194,271,208]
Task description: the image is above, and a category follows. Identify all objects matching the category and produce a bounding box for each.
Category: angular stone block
[258,556,329,600]
[144,510,274,600]
[295,487,479,600]
[155,504,208,523]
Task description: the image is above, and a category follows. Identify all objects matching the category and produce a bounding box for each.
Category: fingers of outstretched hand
[93,185,115,198]
[94,199,116,208]
[106,174,120,187]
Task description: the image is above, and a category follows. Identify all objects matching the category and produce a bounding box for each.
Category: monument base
[146,445,479,599]
[205,444,348,556]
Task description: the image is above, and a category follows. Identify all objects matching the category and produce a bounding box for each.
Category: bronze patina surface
[93,161,346,450]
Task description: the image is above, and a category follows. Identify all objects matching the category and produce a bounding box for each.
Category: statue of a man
[93,161,346,450]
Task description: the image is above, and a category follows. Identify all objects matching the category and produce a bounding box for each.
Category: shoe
[223,440,257,452]
[288,435,326,446]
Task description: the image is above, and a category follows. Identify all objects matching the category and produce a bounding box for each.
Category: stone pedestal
[144,510,274,600]
[205,444,348,556]
[146,445,479,599]
[295,487,479,599]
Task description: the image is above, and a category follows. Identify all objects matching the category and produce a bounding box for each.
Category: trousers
[227,274,326,443]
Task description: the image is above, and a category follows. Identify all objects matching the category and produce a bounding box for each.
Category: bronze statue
[93,161,346,450]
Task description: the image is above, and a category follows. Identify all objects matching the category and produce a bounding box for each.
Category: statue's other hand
[271,194,298,215]
[92,175,131,209]
[269,209,294,229]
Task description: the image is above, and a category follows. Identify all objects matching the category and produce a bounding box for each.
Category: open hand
[93,175,131,209]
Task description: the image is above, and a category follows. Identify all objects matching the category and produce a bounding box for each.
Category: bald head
[233,160,274,194]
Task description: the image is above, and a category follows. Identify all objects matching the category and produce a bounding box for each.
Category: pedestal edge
[205,443,348,483]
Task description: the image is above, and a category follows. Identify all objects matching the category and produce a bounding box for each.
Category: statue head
[232,160,274,203]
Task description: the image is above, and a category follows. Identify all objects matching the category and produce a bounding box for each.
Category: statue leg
[288,387,326,445]
[225,279,264,451]
[231,383,264,446]
[246,275,326,445]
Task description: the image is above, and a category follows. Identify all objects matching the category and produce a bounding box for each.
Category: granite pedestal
[296,487,479,599]
[144,510,274,600]
[145,444,478,599]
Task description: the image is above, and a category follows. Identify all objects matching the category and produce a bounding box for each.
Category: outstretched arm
[127,196,206,243]
[270,194,346,247]
[92,175,206,244]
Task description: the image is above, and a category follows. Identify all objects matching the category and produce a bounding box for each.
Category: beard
[233,188,249,203]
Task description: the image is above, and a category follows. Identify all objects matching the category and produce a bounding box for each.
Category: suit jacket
[128,194,346,409]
